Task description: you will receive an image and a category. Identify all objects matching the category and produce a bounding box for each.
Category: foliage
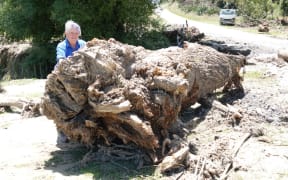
[280,0,288,16]
[19,43,56,78]
[0,0,55,43]
[127,30,170,50]
[169,0,282,21]
[235,0,274,22]
[177,0,220,15]
[9,43,56,79]
[216,0,226,8]
[0,0,159,44]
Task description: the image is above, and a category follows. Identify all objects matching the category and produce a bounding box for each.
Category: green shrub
[16,43,55,79]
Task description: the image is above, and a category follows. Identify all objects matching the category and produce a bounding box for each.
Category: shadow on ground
[44,143,157,179]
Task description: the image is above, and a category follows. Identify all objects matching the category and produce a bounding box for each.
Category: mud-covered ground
[0,46,287,179]
[182,52,288,179]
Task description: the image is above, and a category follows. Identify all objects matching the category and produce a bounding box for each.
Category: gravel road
[159,9,288,54]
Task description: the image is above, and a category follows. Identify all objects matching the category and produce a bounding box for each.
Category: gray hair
[65,20,81,36]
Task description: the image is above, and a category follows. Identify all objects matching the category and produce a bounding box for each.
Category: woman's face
[66,28,80,46]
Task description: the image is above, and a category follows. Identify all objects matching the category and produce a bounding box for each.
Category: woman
[56,20,86,63]
[55,20,86,144]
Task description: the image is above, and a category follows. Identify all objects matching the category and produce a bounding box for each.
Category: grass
[244,68,276,86]
[244,71,263,79]
[162,2,219,25]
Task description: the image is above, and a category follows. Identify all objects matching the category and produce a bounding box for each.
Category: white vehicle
[219,9,237,25]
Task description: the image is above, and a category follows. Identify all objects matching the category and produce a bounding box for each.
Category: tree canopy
[0,0,157,43]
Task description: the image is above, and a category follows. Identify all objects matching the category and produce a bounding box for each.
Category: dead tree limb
[0,97,27,109]
[220,133,252,180]
[0,97,41,117]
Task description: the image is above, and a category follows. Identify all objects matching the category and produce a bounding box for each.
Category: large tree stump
[41,38,245,154]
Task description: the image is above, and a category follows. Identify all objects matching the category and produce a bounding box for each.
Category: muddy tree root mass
[40,38,245,161]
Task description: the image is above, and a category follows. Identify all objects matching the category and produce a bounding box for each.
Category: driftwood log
[0,97,41,118]
[40,38,245,158]
[199,39,251,57]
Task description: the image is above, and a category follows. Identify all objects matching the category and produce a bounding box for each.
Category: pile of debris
[163,22,205,46]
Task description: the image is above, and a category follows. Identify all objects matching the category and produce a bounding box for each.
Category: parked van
[219,9,237,25]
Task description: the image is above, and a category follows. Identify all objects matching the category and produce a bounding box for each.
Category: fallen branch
[212,100,243,120]
[157,146,190,174]
[220,132,252,179]
[0,97,28,109]
[197,157,206,180]
[0,97,41,118]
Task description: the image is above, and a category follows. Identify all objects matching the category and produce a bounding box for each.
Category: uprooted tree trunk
[40,38,245,159]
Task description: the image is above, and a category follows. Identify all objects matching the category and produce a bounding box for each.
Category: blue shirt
[56,39,86,62]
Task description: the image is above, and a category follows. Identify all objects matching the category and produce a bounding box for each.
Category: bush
[19,43,56,78]
[2,43,56,80]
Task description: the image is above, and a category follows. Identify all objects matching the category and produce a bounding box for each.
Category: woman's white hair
[65,20,81,36]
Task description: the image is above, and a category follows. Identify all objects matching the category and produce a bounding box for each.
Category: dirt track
[0,11,288,179]
[159,9,288,55]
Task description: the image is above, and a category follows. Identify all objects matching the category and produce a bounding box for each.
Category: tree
[0,0,156,43]
[235,0,274,21]
[280,0,288,16]
[0,0,55,43]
